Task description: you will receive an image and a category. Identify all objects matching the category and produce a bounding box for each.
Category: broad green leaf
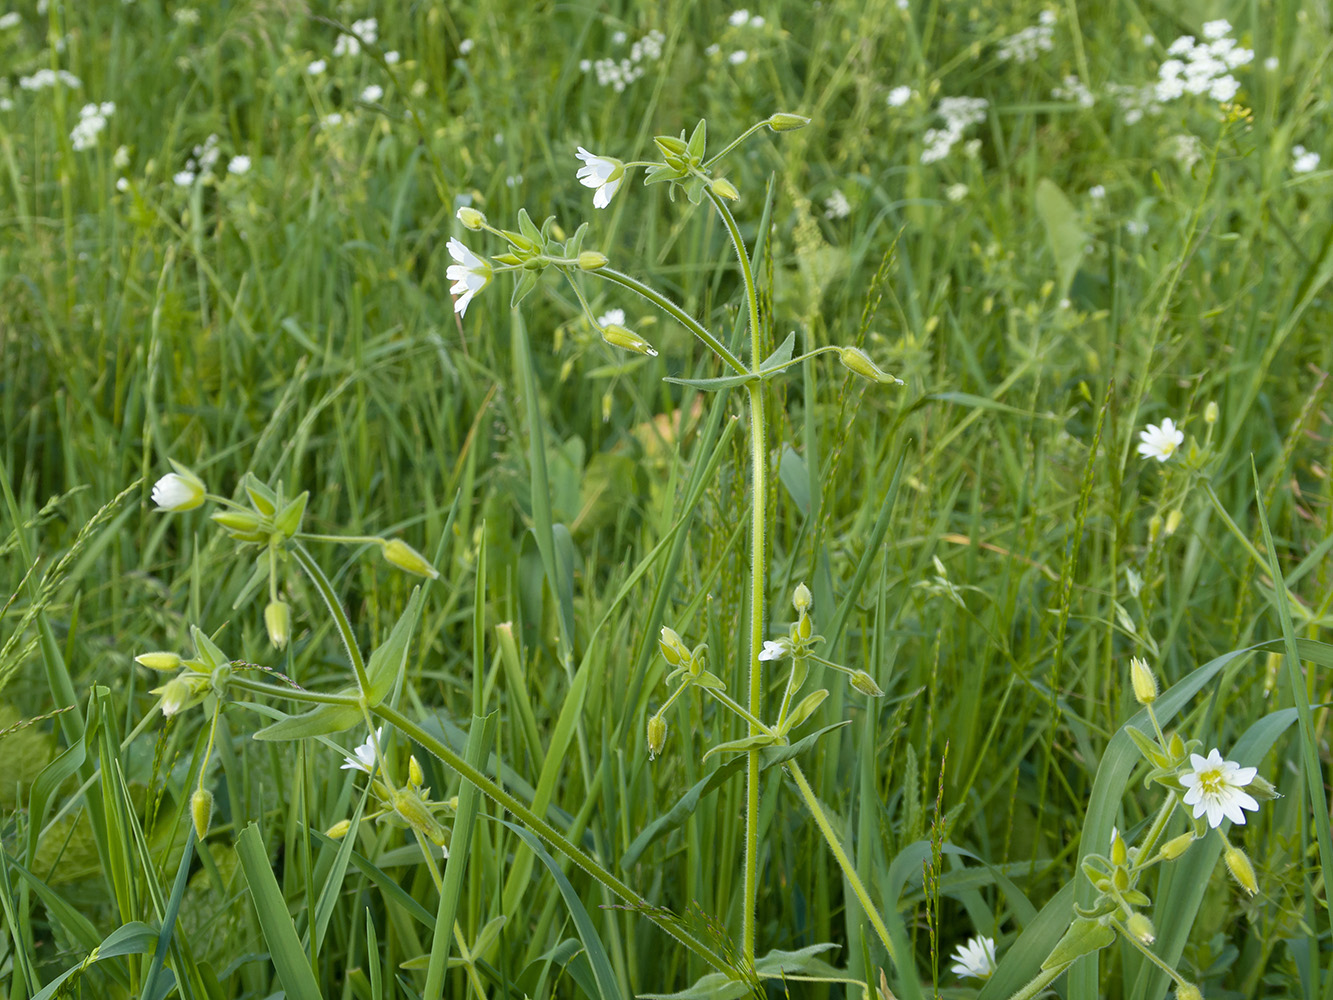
[701,732,783,762]
[663,371,758,390]
[754,943,841,979]
[640,973,749,1000]
[252,699,362,741]
[686,118,707,160]
[1035,177,1086,296]
[758,330,796,371]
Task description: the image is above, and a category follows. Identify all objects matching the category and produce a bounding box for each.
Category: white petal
[1205,798,1225,828]
[1231,765,1257,785]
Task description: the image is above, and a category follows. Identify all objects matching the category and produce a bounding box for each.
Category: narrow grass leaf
[235,822,324,1000]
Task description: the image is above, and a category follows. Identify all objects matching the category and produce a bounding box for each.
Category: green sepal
[493,252,523,266]
[274,491,309,538]
[516,208,542,246]
[252,699,363,741]
[1125,725,1168,767]
[510,269,540,308]
[244,474,277,516]
[654,134,688,156]
[686,119,707,162]
[779,689,828,735]
[1041,917,1115,971]
[190,625,228,670]
[683,176,706,205]
[1122,888,1151,907]
[364,587,425,707]
[564,222,589,258]
[643,164,675,186]
[500,229,539,254]
[692,669,727,691]
[1073,899,1118,919]
[702,733,784,762]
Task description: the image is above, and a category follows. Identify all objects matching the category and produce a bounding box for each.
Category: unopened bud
[654,135,689,156]
[1159,832,1194,860]
[793,582,813,614]
[1148,513,1163,544]
[456,206,486,230]
[797,614,812,641]
[265,600,291,649]
[659,626,687,666]
[849,670,884,697]
[767,112,811,132]
[577,250,609,270]
[1246,774,1280,800]
[838,346,903,385]
[191,787,214,840]
[647,714,668,759]
[1110,827,1127,866]
[1224,846,1258,895]
[712,177,739,200]
[1167,732,1185,761]
[1164,509,1183,536]
[135,651,182,672]
[1204,401,1218,425]
[211,510,264,535]
[1176,982,1204,1000]
[326,819,352,839]
[1130,656,1157,705]
[408,755,425,788]
[1126,912,1156,945]
[392,789,449,846]
[602,323,659,357]
[381,538,440,579]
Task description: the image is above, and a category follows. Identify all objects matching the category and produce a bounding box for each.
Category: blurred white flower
[458,38,474,55]
[728,9,750,26]
[1181,749,1260,828]
[0,12,20,29]
[824,189,851,219]
[173,169,196,187]
[575,147,624,209]
[950,936,997,979]
[1089,184,1106,200]
[446,238,491,316]
[360,84,383,102]
[729,49,748,64]
[887,85,913,107]
[384,50,400,65]
[1292,145,1320,174]
[1137,417,1183,461]
[227,154,250,175]
[307,58,327,75]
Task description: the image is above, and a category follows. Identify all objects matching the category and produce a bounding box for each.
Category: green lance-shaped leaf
[364,586,425,707]
[1041,917,1115,972]
[252,699,363,741]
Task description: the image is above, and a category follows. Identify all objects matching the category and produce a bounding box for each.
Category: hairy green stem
[226,676,362,705]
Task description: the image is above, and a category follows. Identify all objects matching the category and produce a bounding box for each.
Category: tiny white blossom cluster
[887,85,913,107]
[333,17,377,58]
[578,28,665,93]
[1052,75,1094,108]
[1154,21,1252,104]
[70,101,114,151]
[0,11,21,29]
[174,133,224,187]
[996,10,1055,63]
[19,68,81,90]
[1105,82,1161,125]
[1166,133,1203,170]
[1292,144,1320,174]
[921,96,988,164]
[728,8,765,28]
[824,189,851,219]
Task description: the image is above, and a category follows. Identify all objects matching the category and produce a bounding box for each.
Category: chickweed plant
[4,3,1333,1000]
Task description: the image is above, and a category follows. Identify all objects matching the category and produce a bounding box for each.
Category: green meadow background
[2,0,1331,998]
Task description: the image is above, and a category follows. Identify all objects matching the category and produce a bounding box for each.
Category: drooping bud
[191,787,214,840]
[1159,832,1194,860]
[456,206,486,230]
[766,112,812,132]
[326,819,352,839]
[1224,846,1258,896]
[792,582,813,614]
[849,670,884,697]
[1126,912,1155,945]
[647,714,668,759]
[1130,656,1157,705]
[381,538,441,579]
[659,626,687,666]
[838,346,904,385]
[577,250,609,270]
[265,600,291,649]
[151,466,207,512]
[602,323,659,357]
[135,651,182,672]
[711,178,740,200]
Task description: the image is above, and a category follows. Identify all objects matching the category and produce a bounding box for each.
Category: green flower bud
[1130,656,1157,705]
[767,112,812,132]
[797,614,812,641]
[392,788,449,847]
[191,787,214,840]
[1159,832,1194,860]
[793,582,813,614]
[659,626,687,666]
[838,346,904,385]
[408,755,425,788]
[1176,982,1204,1000]
[151,673,210,717]
[135,651,182,672]
[711,177,740,200]
[381,538,440,579]
[849,670,884,697]
[654,135,689,156]
[1246,774,1280,800]
[602,323,659,358]
[211,510,265,535]
[1167,732,1185,761]
[577,250,609,270]
[1224,846,1257,896]
[1110,827,1127,866]
[1148,513,1163,544]
[1204,401,1218,425]
[1164,509,1183,536]
[265,600,291,649]
[647,714,667,759]
[456,206,486,230]
[326,819,352,839]
[1124,912,1155,945]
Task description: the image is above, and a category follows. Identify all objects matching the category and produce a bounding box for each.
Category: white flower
[575,147,624,209]
[151,470,206,511]
[113,144,130,168]
[1293,145,1320,174]
[597,308,625,328]
[887,85,913,107]
[1202,19,1231,41]
[1136,418,1184,462]
[321,112,343,127]
[384,50,400,65]
[116,177,129,191]
[950,936,997,979]
[824,189,851,219]
[0,11,20,29]
[758,639,790,662]
[342,728,382,774]
[1089,184,1106,200]
[445,238,491,316]
[307,58,327,75]
[1180,749,1260,828]
[945,183,969,203]
[729,8,750,26]
[1125,220,1149,237]
[1264,56,1279,72]
[458,38,474,55]
[360,84,383,102]
[728,49,748,64]
[173,169,196,187]
[227,154,250,175]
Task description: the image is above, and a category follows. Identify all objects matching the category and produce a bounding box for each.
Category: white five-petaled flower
[445,238,491,316]
[758,639,789,662]
[575,147,624,209]
[152,470,206,511]
[1180,748,1259,828]
[1137,417,1184,462]
[342,728,383,774]
[950,936,997,979]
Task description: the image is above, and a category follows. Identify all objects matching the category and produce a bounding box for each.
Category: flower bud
[1159,832,1194,860]
[1224,846,1258,895]
[191,787,214,840]
[838,346,904,385]
[793,583,813,614]
[326,819,352,839]
[1167,732,1185,761]
[1110,827,1127,865]
[711,177,739,200]
[647,714,667,759]
[1148,513,1163,544]
[577,250,609,270]
[1164,509,1183,536]
[797,614,812,641]
[849,670,884,697]
[1130,656,1157,705]
[1246,774,1280,800]
[381,538,440,579]
[408,755,425,788]
[654,135,689,156]
[265,600,291,649]
[211,510,265,535]
[456,206,486,230]
[659,626,687,666]
[135,651,182,672]
[1126,912,1155,945]
[153,676,194,717]
[1204,401,1218,425]
[602,323,659,357]
[151,467,207,512]
[766,112,812,132]
[392,789,449,846]
[1176,983,1203,1000]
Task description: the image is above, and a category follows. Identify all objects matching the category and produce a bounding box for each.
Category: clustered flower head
[1052,75,1095,108]
[950,935,998,979]
[921,96,988,164]
[19,68,81,90]
[333,17,377,58]
[1180,748,1260,828]
[1137,417,1184,462]
[996,10,1056,64]
[577,28,665,92]
[1292,144,1320,174]
[69,102,115,151]
[1154,21,1252,104]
